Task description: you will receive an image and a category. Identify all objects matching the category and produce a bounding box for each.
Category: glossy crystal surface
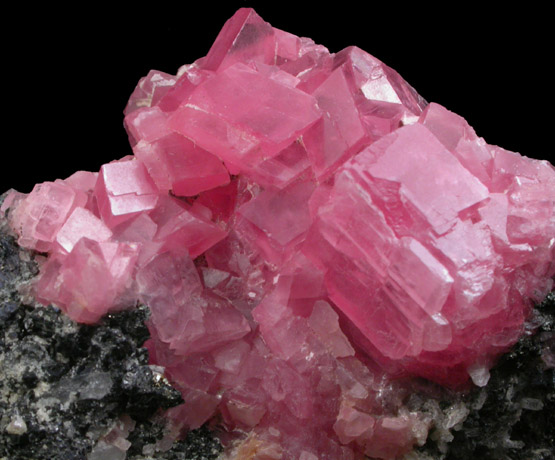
[3,8,554,460]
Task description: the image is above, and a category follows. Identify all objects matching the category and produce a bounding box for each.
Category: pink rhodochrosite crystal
[3,7,555,460]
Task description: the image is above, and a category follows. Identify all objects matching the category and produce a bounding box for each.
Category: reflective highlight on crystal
[3,8,554,460]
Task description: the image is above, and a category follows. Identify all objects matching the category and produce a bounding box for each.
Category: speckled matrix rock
[0,193,222,460]
[2,192,555,460]
[409,291,555,460]
[2,7,555,460]
[1,209,554,459]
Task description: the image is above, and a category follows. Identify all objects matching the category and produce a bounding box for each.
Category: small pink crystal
[10,181,86,252]
[4,7,554,460]
[124,70,178,116]
[168,62,321,172]
[95,159,159,228]
[133,133,230,196]
[36,238,139,324]
[55,207,112,253]
[149,195,227,259]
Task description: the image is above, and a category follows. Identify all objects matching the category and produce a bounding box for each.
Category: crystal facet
[3,7,554,460]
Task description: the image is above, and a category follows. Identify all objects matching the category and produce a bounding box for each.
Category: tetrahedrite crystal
[2,7,554,460]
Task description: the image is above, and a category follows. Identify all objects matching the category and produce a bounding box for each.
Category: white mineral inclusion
[6,415,27,435]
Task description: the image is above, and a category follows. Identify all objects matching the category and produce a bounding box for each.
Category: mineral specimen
[2,7,554,460]
[0,217,220,460]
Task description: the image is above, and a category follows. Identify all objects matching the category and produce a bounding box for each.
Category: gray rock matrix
[0,193,222,460]
[1,191,553,459]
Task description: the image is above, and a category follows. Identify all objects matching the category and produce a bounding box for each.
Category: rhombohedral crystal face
[3,7,554,460]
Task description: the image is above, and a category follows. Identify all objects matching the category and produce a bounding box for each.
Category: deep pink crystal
[3,7,554,460]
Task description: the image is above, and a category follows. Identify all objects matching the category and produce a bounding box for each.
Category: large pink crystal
[3,7,554,460]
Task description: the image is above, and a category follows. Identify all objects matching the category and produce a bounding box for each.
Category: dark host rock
[127,424,223,460]
[411,291,555,460]
[2,189,553,460]
[0,214,221,460]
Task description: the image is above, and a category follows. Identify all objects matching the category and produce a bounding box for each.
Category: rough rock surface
[407,291,555,460]
[445,292,554,460]
[2,8,555,459]
[2,190,554,459]
[0,200,221,460]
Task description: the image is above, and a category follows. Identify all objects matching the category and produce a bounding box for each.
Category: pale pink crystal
[124,106,172,146]
[303,65,370,179]
[95,159,159,228]
[124,70,178,116]
[55,207,112,253]
[308,300,355,358]
[168,62,321,172]
[10,181,87,252]
[202,8,276,71]
[36,238,139,323]
[149,195,227,259]
[3,7,554,460]
[133,133,230,196]
[245,139,312,189]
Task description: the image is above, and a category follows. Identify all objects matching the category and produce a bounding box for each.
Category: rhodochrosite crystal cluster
[3,7,555,459]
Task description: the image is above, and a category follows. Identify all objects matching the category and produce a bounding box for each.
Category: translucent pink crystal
[124,70,178,116]
[95,159,159,228]
[36,238,139,324]
[55,207,112,253]
[133,133,230,196]
[202,8,276,71]
[10,181,86,252]
[168,62,321,171]
[149,195,227,259]
[4,7,554,460]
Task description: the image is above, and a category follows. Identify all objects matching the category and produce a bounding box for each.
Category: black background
[3,2,552,192]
